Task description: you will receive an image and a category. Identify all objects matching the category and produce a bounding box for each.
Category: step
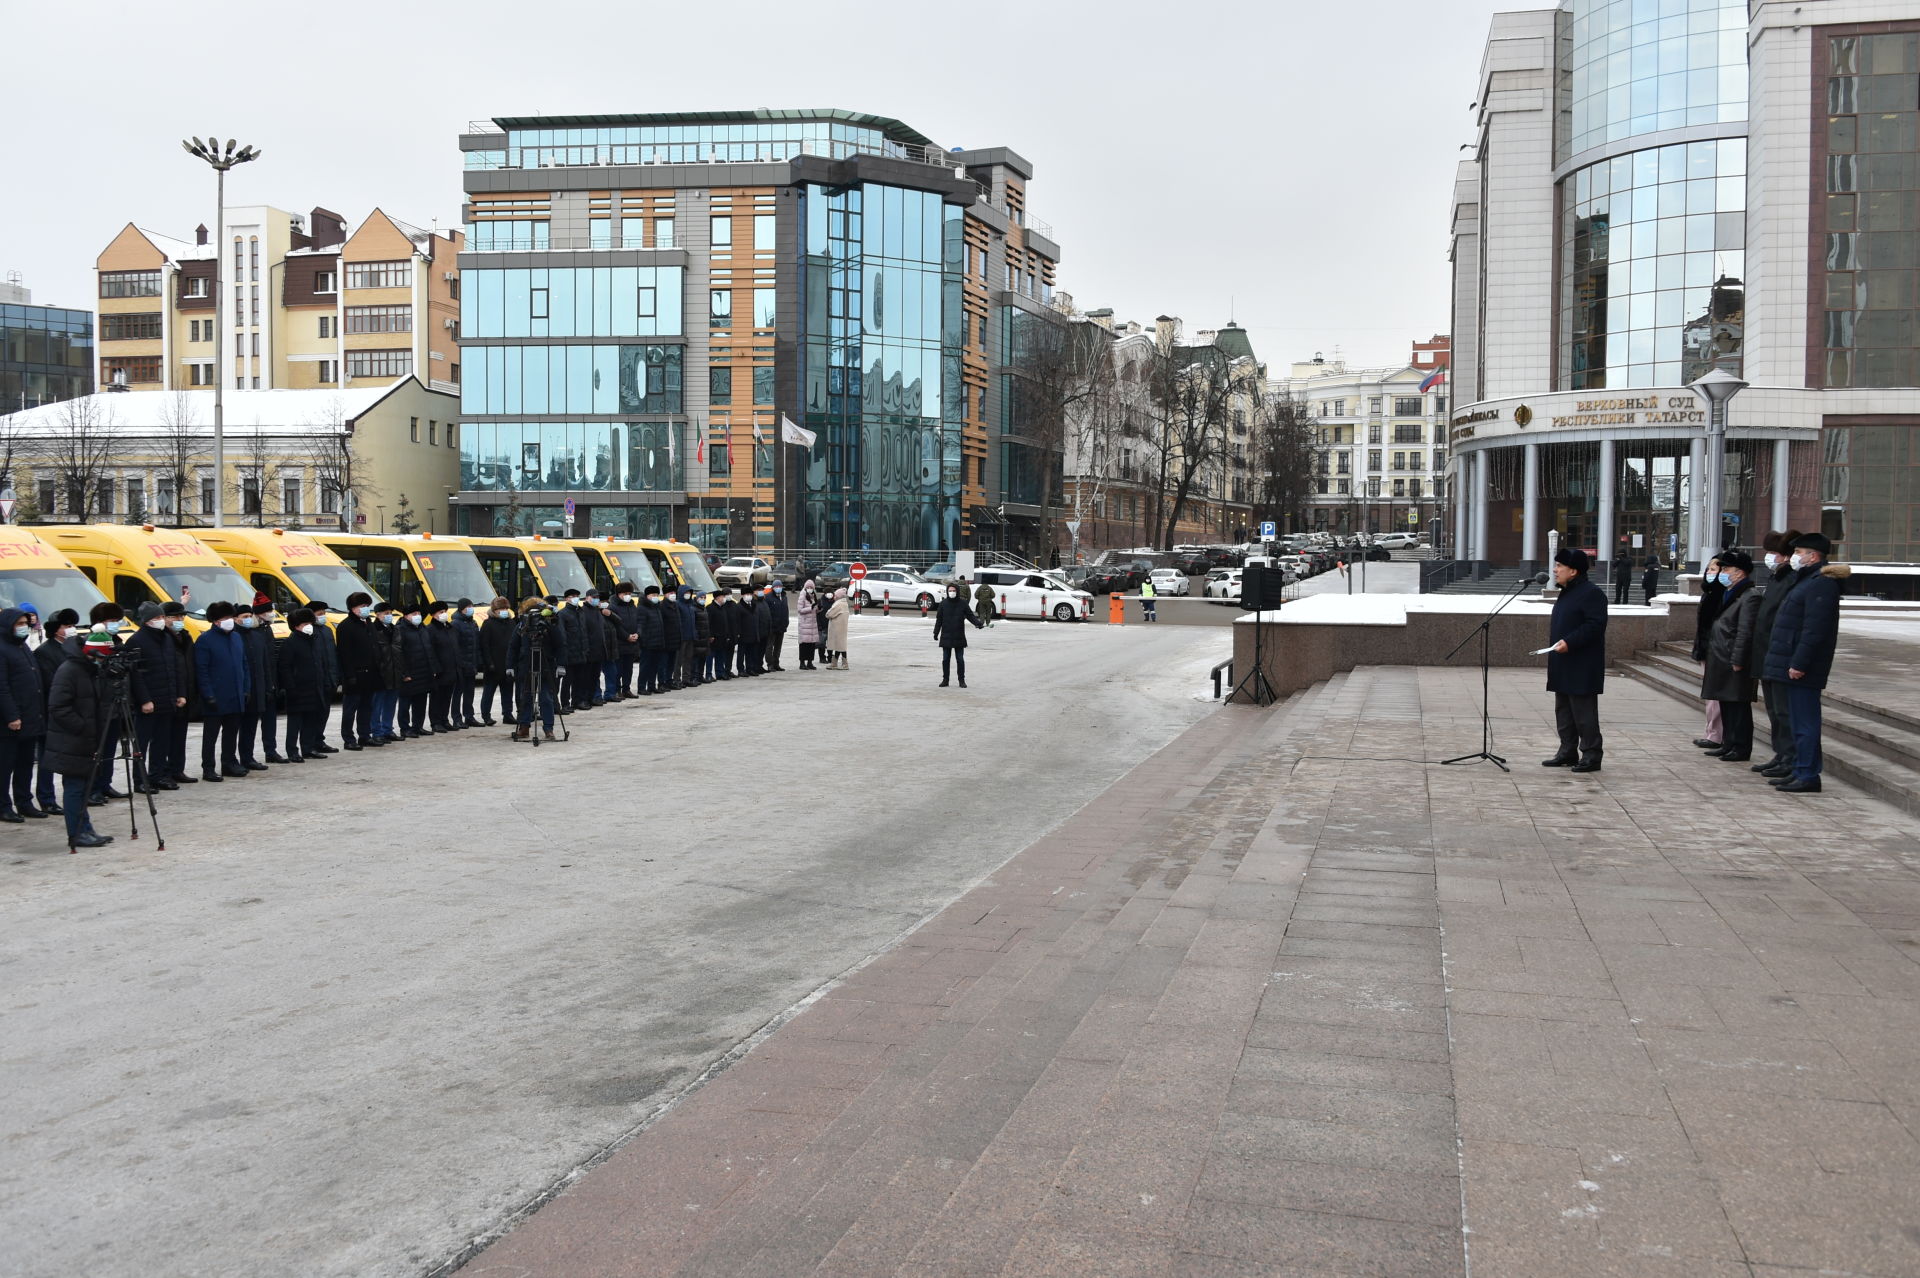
[1657,639,1920,737]
[1620,658,1920,817]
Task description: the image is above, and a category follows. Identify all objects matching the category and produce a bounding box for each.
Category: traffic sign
[849,562,868,581]
[563,498,577,517]
[0,498,14,523]
[1065,520,1081,537]
[1259,521,1277,540]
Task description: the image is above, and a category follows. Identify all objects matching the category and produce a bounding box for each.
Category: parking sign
[1259,521,1277,540]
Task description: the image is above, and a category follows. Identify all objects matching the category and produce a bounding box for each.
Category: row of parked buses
[0,523,719,639]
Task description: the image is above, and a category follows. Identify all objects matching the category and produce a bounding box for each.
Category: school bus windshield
[529,549,595,595]
[151,565,259,619]
[0,566,110,620]
[666,550,716,592]
[414,549,497,604]
[284,563,378,605]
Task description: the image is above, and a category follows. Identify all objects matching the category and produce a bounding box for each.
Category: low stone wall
[1229,595,1699,703]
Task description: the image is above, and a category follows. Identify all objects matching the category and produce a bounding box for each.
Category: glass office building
[1,302,93,411]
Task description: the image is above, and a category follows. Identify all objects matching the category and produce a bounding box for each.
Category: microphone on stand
[1513,572,1549,590]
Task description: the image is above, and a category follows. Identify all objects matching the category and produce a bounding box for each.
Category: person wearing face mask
[708,588,738,681]
[576,591,613,707]
[424,600,462,733]
[825,587,851,672]
[369,601,405,745]
[1760,532,1849,794]
[657,578,687,691]
[1749,530,1804,777]
[592,596,622,704]
[306,601,340,754]
[931,582,985,688]
[160,603,197,787]
[335,592,382,750]
[1689,555,1728,752]
[1700,550,1762,762]
[1541,547,1608,773]
[687,587,713,684]
[397,602,437,737]
[78,603,138,804]
[451,598,483,728]
[743,586,772,677]
[33,609,79,812]
[46,634,121,852]
[607,582,642,699]
[552,590,589,712]
[478,596,517,726]
[228,603,280,771]
[276,608,329,762]
[508,596,561,741]
[634,585,668,694]
[0,606,49,821]
[793,579,822,669]
[764,583,789,673]
[193,602,252,781]
[126,604,186,793]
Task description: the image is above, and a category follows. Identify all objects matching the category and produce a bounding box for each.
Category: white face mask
[149,617,167,628]
[1789,552,1807,570]
[239,617,258,629]
[354,605,372,618]
[407,614,423,626]
[217,618,235,632]
[1764,552,1779,569]
[299,623,315,635]
[495,608,512,619]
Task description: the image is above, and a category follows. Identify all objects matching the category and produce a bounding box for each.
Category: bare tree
[1013,316,1117,561]
[299,396,377,530]
[1252,389,1319,535]
[31,395,119,522]
[153,390,206,526]
[229,423,282,527]
[1146,343,1237,550]
[0,409,26,515]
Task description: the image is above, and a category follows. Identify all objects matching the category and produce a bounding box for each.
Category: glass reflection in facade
[1559,137,1746,389]
[460,344,681,416]
[459,422,686,493]
[1,303,93,409]
[1565,0,1748,160]
[461,267,682,338]
[468,119,937,171]
[1819,31,1920,388]
[799,183,964,550]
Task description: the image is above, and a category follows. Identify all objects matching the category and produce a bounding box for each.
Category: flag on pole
[753,420,767,444]
[1418,367,1447,393]
[696,429,705,464]
[780,414,817,448]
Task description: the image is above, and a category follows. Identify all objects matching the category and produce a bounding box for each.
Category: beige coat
[826,593,850,650]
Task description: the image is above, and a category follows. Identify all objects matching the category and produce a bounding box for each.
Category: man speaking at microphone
[1542,547,1609,773]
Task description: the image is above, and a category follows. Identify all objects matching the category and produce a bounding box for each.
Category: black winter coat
[35,636,65,717]
[277,630,330,713]
[479,614,515,678]
[314,622,340,693]
[45,655,108,778]
[608,600,642,657]
[582,608,613,663]
[1641,563,1660,597]
[1752,560,1799,676]
[555,604,587,664]
[169,626,196,705]
[769,594,789,629]
[692,601,712,642]
[0,611,44,738]
[1763,564,1846,689]
[336,615,386,694]
[932,596,983,650]
[636,600,667,650]
[452,612,481,675]
[1690,576,1726,662]
[426,619,461,688]
[1546,576,1609,697]
[711,601,739,644]
[660,595,684,646]
[739,599,765,643]
[507,616,561,689]
[374,622,404,690]
[1701,576,1760,703]
[398,619,437,686]
[125,623,180,715]
[238,624,277,712]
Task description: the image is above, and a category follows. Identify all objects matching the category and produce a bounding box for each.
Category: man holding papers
[1541,547,1609,774]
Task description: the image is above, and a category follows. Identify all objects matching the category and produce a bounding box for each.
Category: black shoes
[1776,777,1822,793]
[344,742,363,751]
[939,679,950,687]
[70,831,111,849]
[0,811,24,824]
[17,804,49,818]
[1571,755,1603,773]
[172,773,197,785]
[1693,738,1722,749]
[265,752,289,764]
[1718,752,1751,762]
[1541,753,1577,768]
[201,771,224,783]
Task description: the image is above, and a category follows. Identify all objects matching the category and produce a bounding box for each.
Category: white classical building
[1451,1,1920,570]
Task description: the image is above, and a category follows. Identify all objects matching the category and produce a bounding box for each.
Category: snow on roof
[5,380,431,435]
[384,213,435,248]
[138,228,212,262]
[286,244,343,258]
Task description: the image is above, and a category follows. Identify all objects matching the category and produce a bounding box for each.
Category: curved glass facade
[1566,0,1748,160]
[1559,137,1746,389]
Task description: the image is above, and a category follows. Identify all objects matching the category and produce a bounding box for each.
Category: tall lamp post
[181,137,262,529]
[1688,367,1747,557]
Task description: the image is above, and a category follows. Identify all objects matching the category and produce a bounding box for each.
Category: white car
[1373,532,1419,549]
[715,555,772,587]
[1204,568,1242,603]
[968,567,1094,621]
[854,568,940,609]
[1147,568,1191,597]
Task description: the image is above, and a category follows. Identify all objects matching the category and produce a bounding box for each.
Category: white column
[1596,437,1616,575]
[1772,437,1791,532]
[1522,442,1540,568]
[1472,450,1491,563]
[1453,459,1469,556]
[1686,435,1706,567]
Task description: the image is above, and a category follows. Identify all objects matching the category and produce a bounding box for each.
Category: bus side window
[114,575,160,612]
[78,566,98,583]
[400,562,425,610]
[252,573,295,611]
[646,551,679,590]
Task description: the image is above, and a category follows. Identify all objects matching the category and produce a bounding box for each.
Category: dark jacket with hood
[0,609,45,738]
[46,649,110,778]
[676,591,698,641]
[932,594,983,650]
[690,594,712,643]
[1762,562,1848,690]
[1546,573,1609,697]
[1701,575,1761,703]
[277,627,329,713]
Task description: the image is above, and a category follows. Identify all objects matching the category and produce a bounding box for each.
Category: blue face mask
[1714,572,1731,587]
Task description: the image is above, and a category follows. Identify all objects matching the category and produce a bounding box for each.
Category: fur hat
[1553,546,1590,572]
[1792,532,1834,556]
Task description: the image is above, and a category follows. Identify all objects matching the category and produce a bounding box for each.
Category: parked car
[968,567,1094,621]
[854,567,940,609]
[770,558,815,587]
[1204,568,1242,604]
[1373,532,1419,549]
[814,561,855,594]
[715,555,773,587]
[922,562,960,585]
[1148,567,1192,597]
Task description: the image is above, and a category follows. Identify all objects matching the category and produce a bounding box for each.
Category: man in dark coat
[1761,532,1846,794]
[277,608,329,761]
[635,586,668,694]
[1750,529,1803,777]
[162,603,197,786]
[452,598,483,727]
[741,588,769,677]
[554,591,590,711]
[194,602,251,781]
[478,597,516,726]
[1611,547,1633,606]
[765,584,789,673]
[397,601,437,737]
[308,600,340,752]
[126,603,185,792]
[710,589,738,680]
[371,602,405,744]
[1543,547,1609,773]
[931,583,985,688]
[46,634,119,850]
[657,582,684,691]
[591,598,621,704]
[1640,556,1661,606]
[1700,550,1761,761]
[0,606,48,819]
[424,599,462,732]
[33,608,79,812]
[508,599,561,740]
[689,589,713,683]
[232,603,279,769]
[335,592,382,750]
[608,583,642,699]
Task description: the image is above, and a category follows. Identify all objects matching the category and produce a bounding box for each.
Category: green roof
[490,109,938,149]
[1213,322,1257,361]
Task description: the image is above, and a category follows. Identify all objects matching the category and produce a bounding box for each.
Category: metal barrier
[1211,659,1234,700]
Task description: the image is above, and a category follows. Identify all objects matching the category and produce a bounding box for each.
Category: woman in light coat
[795,581,823,669]
[825,588,851,671]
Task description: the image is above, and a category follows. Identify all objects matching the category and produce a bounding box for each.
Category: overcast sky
[8,0,1510,371]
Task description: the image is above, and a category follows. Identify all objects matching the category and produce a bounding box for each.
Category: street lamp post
[1688,368,1747,557]
[181,137,262,529]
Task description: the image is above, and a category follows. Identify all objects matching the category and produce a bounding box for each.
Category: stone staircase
[1619,640,1920,816]
[1433,569,1684,597]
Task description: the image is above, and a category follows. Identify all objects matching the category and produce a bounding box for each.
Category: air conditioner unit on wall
[443,272,456,282]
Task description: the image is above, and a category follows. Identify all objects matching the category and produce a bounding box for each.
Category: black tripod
[1440,575,1545,772]
[516,632,570,747]
[1228,567,1281,706]
[92,670,166,850]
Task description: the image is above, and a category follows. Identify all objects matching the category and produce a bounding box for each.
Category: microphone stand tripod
[1441,575,1545,772]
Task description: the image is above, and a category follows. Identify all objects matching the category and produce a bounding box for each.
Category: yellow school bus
[463,535,602,604]
[638,539,719,595]
[32,523,278,636]
[568,538,666,597]
[307,533,499,613]
[0,525,111,622]
[193,527,378,621]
